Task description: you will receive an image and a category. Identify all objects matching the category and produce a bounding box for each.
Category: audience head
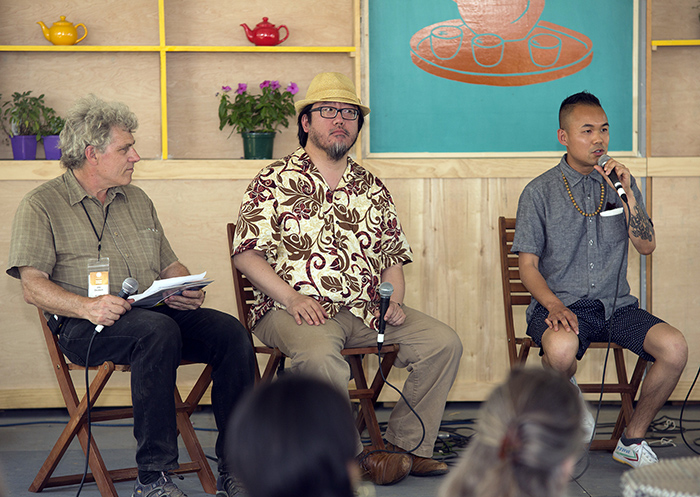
[439,367,584,497]
[226,374,358,497]
[60,94,138,170]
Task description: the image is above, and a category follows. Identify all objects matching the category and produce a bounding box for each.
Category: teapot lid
[256,17,275,28]
[53,16,73,26]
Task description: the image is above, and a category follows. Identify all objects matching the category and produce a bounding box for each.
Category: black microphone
[377,282,394,350]
[95,277,139,332]
[597,154,628,203]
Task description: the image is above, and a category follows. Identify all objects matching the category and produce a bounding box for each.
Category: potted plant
[217,80,298,159]
[1,91,47,160]
[40,108,65,160]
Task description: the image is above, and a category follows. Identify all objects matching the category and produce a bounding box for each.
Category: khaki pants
[254,306,462,457]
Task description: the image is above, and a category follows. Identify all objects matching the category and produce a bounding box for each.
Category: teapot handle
[277,25,289,44]
[75,23,88,44]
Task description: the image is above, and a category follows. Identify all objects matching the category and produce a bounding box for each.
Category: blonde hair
[59,94,138,170]
[439,368,584,497]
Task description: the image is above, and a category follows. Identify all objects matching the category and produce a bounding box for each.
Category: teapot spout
[241,23,254,43]
[37,21,51,41]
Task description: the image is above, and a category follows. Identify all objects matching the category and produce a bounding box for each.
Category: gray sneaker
[132,472,187,497]
[217,473,243,497]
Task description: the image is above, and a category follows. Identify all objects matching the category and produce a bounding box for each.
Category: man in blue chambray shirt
[512,91,687,469]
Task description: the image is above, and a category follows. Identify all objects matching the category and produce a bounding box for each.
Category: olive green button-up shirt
[7,169,177,300]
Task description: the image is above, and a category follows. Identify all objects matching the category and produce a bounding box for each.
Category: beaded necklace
[561,172,605,217]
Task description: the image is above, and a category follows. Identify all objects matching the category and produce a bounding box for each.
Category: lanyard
[80,201,110,259]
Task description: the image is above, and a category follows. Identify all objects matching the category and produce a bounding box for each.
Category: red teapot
[241,17,289,46]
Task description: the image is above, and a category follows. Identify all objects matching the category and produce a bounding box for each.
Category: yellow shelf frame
[0,0,356,159]
[651,39,700,49]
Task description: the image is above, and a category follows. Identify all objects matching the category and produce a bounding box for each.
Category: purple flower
[286,82,299,95]
[236,83,247,94]
[260,80,270,89]
[221,85,232,92]
[269,80,281,91]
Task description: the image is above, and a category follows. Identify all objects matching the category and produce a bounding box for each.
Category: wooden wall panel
[0,170,688,407]
[165,0,354,46]
[0,0,160,46]
[650,48,700,157]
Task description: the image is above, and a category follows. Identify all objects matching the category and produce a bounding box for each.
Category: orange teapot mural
[37,16,88,46]
[410,0,592,86]
[241,17,289,46]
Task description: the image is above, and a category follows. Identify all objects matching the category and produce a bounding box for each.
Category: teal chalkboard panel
[367,0,636,155]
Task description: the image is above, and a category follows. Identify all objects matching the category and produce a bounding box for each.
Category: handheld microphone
[377,282,394,350]
[95,277,139,332]
[597,154,628,203]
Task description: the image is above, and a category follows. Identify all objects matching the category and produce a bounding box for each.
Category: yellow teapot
[37,16,88,45]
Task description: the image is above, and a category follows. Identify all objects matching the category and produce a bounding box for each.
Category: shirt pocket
[598,211,627,246]
[137,228,162,273]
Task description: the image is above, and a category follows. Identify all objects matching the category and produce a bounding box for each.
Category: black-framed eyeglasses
[309,106,359,121]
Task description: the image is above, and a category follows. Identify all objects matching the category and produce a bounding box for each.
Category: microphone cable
[357,302,427,466]
[74,328,100,497]
[678,363,700,455]
[573,186,629,481]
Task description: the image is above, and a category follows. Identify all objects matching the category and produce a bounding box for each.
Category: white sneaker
[613,438,658,468]
[570,376,595,443]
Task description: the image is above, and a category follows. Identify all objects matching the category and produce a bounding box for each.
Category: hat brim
[295,97,370,116]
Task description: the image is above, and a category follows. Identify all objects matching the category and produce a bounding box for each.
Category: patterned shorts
[526,299,663,362]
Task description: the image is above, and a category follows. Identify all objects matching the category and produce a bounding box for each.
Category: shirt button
[589,239,593,246]
[589,262,594,269]
[591,283,596,288]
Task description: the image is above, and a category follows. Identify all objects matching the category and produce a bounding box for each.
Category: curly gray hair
[59,95,138,170]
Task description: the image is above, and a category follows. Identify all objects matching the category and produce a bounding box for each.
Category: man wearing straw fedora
[232,72,462,486]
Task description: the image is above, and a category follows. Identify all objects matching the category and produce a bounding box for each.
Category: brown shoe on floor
[358,447,412,485]
[386,442,449,477]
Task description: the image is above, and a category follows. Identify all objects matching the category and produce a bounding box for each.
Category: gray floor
[1,402,699,497]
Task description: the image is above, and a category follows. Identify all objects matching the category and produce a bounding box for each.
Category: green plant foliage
[1,91,46,139]
[217,81,298,136]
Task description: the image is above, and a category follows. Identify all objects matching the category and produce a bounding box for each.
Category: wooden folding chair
[226,222,399,450]
[498,216,647,451]
[30,309,217,496]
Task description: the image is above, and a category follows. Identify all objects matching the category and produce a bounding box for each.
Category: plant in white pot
[1,91,46,160]
[217,80,298,159]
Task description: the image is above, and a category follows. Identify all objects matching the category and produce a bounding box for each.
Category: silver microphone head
[597,154,611,167]
[122,277,139,296]
[378,282,394,298]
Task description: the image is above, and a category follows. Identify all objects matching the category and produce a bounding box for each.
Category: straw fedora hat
[294,72,370,116]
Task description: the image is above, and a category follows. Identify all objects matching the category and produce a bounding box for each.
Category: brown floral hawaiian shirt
[232,147,413,330]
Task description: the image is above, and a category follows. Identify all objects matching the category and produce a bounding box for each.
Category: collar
[559,154,604,188]
[64,169,126,207]
[295,147,359,189]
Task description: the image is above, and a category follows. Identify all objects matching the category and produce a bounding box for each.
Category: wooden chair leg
[29,363,120,496]
[174,386,217,494]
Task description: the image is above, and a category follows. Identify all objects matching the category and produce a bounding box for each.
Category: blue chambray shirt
[512,155,648,322]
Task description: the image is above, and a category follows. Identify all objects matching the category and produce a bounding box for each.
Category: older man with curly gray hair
[8,95,255,497]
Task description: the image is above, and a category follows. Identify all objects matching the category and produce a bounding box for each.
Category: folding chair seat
[498,216,647,451]
[227,222,399,450]
[30,308,217,496]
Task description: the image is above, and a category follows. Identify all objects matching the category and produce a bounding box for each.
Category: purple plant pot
[11,135,38,160]
[43,135,62,160]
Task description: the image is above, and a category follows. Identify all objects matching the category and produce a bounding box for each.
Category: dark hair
[439,368,584,497]
[226,375,358,497]
[297,104,365,147]
[559,91,602,129]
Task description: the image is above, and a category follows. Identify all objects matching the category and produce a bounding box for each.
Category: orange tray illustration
[410,20,593,86]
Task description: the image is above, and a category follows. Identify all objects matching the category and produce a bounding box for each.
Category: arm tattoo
[629,204,654,241]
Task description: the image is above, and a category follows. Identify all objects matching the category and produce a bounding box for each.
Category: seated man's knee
[541,330,578,370]
[651,325,688,371]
